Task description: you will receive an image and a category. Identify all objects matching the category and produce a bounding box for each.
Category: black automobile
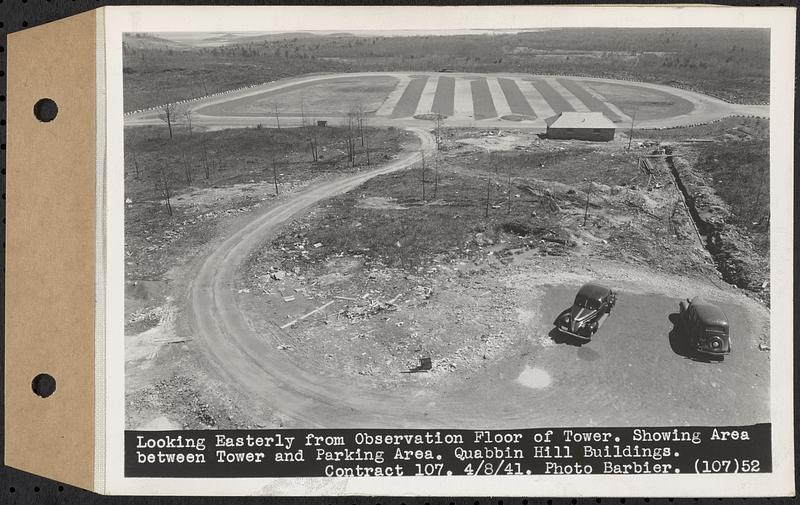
[554,283,617,341]
[678,296,731,358]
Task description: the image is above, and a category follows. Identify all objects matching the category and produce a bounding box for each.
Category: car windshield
[575,296,601,310]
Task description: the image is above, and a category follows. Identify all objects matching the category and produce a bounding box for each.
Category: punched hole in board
[33,98,58,122]
[31,373,56,398]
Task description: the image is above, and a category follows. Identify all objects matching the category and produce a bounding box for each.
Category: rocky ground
[124,120,771,429]
[236,125,768,390]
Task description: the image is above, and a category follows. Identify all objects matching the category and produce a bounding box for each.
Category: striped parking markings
[497,78,535,117]
[414,76,440,116]
[545,78,591,113]
[577,81,632,123]
[530,79,573,114]
[557,78,623,122]
[470,78,498,120]
[486,77,514,118]
[389,76,429,118]
[375,75,411,116]
[451,78,474,119]
[431,76,455,116]
[518,79,556,118]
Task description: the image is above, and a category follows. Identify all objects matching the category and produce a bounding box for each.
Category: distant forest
[123,28,770,111]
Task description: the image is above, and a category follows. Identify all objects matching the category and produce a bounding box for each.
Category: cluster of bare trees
[340,107,371,168]
[419,151,441,203]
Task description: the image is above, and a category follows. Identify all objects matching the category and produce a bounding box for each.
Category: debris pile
[339,299,398,321]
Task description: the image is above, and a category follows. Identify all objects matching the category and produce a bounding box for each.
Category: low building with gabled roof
[544,112,616,141]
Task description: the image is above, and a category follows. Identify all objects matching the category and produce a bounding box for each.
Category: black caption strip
[126,424,770,478]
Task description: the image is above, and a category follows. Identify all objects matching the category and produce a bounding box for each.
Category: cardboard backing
[5,9,97,491]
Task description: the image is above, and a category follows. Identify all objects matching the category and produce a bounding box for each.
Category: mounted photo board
[5,5,795,496]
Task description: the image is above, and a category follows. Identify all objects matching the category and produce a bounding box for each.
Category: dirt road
[182,127,769,429]
[187,127,449,427]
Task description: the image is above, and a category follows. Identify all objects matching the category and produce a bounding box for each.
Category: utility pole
[433,153,439,199]
[435,114,443,150]
[485,179,491,219]
[181,150,192,184]
[358,110,364,147]
[583,179,593,226]
[421,151,426,201]
[627,108,638,150]
[201,141,210,179]
[131,150,140,178]
[272,157,279,195]
[364,124,371,167]
[507,168,512,215]
[274,103,281,130]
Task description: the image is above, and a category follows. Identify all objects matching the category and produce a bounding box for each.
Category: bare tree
[356,106,365,146]
[484,179,491,219]
[271,157,280,195]
[507,167,513,215]
[363,114,371,167]
[183,107,194,136]
[420,151,426,201]
[434,113,444,150]
[583,179,593,226]
[345,111,357,167]
[201,141,211,180]
[158,102,177,140]
[308,136,319,163]
[433,152,439,199]
[131,150,141,178]
[156,164,173,216]
[181,150,192,184]
[271,102,281,130]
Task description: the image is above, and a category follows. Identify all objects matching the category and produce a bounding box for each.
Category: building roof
[545,112,616,129]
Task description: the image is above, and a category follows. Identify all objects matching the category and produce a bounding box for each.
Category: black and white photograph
[123,23,772,429]
[107,5,793,494]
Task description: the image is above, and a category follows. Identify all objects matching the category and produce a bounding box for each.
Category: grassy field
[583,81,694,121]
[470,79,497,120]
[244,75,398,116]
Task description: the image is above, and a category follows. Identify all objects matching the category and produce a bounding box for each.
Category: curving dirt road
[187,127,449,427]
[183,127,769,429]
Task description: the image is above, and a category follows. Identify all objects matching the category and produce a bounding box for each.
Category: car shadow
[668,313,721,363]
[550,308,587,347]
